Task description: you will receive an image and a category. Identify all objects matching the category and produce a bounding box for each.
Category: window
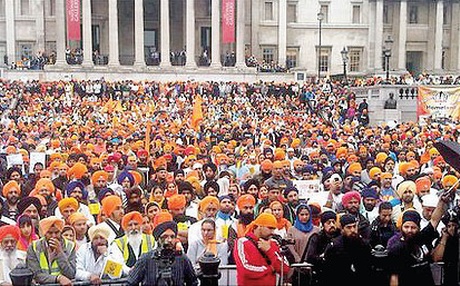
[262,46,276,63]
[383,5,388,24]
[264,1,274,21]
[20,0,29,15]
[286,47,298,68]
[349,48,362,72]
[409,5,418,24]
[442,49,447,70]
[352,5,361,24]
[443,5,448,25]
[49,0,56,16]
[317,47,330,72]
[0,0,5,17]
[19,43,33,59]
[287,3,297,23]
[320,5,328,23]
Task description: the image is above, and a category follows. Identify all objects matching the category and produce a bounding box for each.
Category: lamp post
[383,35,393,82]
[317,12,324,82]
[341,47,348,84]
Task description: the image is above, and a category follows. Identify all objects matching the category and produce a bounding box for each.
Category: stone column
[235,0,245,68]
[160,0,171,67]
[35,0,45,52]
[398,0,407,70]
[455,2,460,71]
[434,0,443,71]
[82,0,93,67]
[55,0,67,65]
[367,0,375,71]
[108,0,120,66]
[210,0,221,68]
[134,0,145,66]
[5,0,15,64]
[185,0,196,68]
[374,0,383,71]
[278,0,287,67]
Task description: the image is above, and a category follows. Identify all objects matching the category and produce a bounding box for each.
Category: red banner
[66,0,81,41]
[222,0,235,44]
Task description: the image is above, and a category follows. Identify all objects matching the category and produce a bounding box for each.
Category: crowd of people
[0,77,458,285]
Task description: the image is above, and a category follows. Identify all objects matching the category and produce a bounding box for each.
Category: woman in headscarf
[16,214,38,251]
[287,203,320,263]
[269,200,292,238]
[186,218,228,269]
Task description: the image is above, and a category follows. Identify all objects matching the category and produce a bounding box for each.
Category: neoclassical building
[0,0,457,76]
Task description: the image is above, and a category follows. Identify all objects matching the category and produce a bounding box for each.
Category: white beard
[127,232,142,259]
[0,249,18,271]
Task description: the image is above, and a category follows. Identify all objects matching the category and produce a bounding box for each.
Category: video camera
[272,234,295,247]
[153,247,182,285]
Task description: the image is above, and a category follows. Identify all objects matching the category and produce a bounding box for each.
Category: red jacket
[234,232,290,286]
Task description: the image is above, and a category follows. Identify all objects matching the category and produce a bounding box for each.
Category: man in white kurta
[0,225,26,286]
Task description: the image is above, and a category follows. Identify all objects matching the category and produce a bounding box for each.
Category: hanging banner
[222,0,235,44]
[66,0,81,41]
[417,86,460,120]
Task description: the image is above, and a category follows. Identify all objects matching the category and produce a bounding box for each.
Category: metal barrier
[40,278,128,286]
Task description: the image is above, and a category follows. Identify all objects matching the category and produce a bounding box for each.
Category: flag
[101,259,122,279]
[66,0,81,41]
[222,0,236,43]
[145,121,152,153]
[191,95,203,131]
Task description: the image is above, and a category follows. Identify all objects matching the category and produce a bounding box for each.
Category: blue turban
[117,170,135,186]
[66,180,88,200]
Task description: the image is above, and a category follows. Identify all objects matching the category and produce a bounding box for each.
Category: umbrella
[434,140,460,173]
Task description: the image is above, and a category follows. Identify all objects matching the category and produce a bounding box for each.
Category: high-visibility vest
[114,234,154,264]
[32,239,75,276]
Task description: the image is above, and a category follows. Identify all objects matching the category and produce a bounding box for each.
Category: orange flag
[191,95,203,131]
[145,121,152,153]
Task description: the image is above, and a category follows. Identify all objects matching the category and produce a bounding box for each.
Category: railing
[41,278,128,286]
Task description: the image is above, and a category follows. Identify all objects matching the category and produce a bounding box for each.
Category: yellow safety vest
[32,238,74,276]
[114,234,154,263]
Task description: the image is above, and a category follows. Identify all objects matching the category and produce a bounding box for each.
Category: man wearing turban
[57,197,79,224]
[99,195,125,242]
[0,225,24,285]
[110,211,155,275]
[234,213,289,286]
[391,180,422,223]
[75,224,112,283]
[167,194,197,252]
[17,196,42,230]
[127,218,198,286]
[187,196,220,246]
[55,180,95,226]
[68,212,89,248]
[26,216,76,285]
[1,180,21,221]
[341,191,371,243]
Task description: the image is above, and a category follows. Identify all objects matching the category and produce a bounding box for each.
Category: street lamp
[317,12,324,82]
[341,47,348,83]
[383,35,393,82]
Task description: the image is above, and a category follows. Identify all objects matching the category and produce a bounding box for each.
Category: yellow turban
[369,167,382,180]
[442,175,458,188]
[58,197,79,213]
[68,212,88,225]
[2,180,20,197]
[198,196,219,212]
[396,180,417,198]
[39,216,64,236]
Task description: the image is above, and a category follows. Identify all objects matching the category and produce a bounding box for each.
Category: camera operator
[127,218,198,286]
[234,213,290,286]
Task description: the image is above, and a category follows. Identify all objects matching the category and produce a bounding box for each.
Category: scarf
[217,211,231,221]
[293,204,314,233]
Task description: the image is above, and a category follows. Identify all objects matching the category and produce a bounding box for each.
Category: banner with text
[417,86,460,120]
[222,0,235,44]
[66,0,81,41]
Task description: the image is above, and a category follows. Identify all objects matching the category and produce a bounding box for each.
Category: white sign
[293,179,321,199]
[29,152,46,174]
[6,154,24,174]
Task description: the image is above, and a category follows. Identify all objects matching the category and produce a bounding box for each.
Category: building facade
[0,0,457,76]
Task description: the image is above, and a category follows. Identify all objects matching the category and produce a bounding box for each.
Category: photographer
[127,218,198,286]
[234,213,290,286]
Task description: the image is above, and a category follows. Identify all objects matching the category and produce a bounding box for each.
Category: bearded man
[0,225,25,286]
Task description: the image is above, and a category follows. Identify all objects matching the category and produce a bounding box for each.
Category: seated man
[0,225,26,286]
[127,218,198,286]
[110,211,155,275]
[75,224,112,283]
[26,216,76,286]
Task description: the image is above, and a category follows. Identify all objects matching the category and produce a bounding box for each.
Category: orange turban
[68,212,88,225]
[68,162,88,179]
[35,178,55,193]
[2,180,20,197]
[398,162,410,175]
[348,162,362,174]
[273,161,283,169]
[335,147,347,158]
[49,161,61,171]
[369,167,382,180]
[167,194,187,210]
[58,197,79,213]
[129,171,143,185]
[39,170,52,179]
[245,213,277,234]
[415,177,431,194]
[376,153,388,165]
[39,216,64,235]
[237,194,256,210]
[260,160,274,172]
[381,172,393,180]
[274,149,286,161]
[0,225,20,242]
[121,211,143,230]
[153,211,173,228]
[442,175,458,188]
[91,170,108,185]
[199,196,219,212]
[101,195,122,217]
